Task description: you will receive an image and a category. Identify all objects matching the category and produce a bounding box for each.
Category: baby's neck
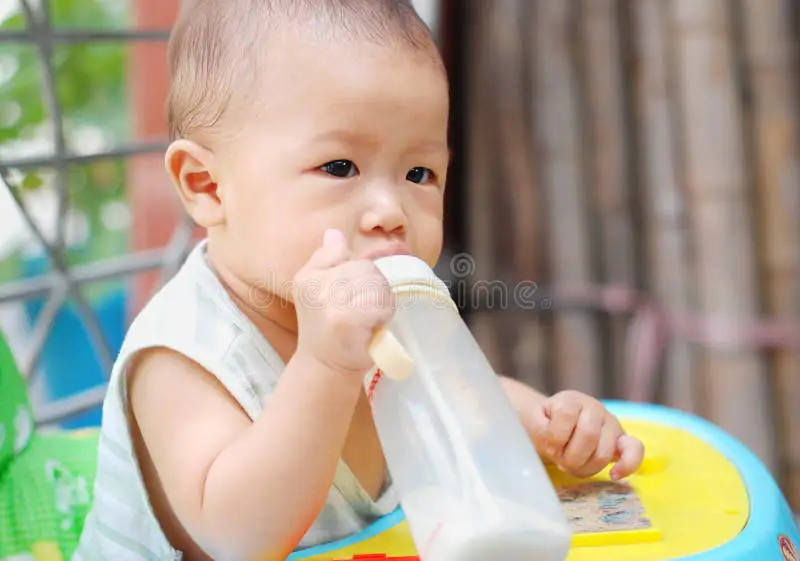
[233,290,300,364]
[248,305,298,365]
[204,246,299,364]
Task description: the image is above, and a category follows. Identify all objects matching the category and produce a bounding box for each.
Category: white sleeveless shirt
[73,240,398,561]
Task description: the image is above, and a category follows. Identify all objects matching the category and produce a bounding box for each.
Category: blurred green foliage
[0,0,131,284]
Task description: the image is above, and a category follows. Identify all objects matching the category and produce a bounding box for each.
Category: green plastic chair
[0,331,100,561]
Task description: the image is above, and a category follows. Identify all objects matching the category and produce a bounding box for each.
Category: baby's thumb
[527,405,551,449]
[313,228,350,268]
[323,228,347,249]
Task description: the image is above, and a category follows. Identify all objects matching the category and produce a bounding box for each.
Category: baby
[73,1,644,560]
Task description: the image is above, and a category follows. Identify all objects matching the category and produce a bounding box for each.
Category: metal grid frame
[0,0,194,426]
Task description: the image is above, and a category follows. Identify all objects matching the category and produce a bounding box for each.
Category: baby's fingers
[543,400,581,457]
[561,405,604,469]
[610,434,645,480]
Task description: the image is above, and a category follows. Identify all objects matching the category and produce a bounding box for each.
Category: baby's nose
[360,190,407,234]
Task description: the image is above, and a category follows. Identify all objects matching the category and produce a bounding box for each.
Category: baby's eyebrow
[310,129,379,148]
[408,141,450,162]
[309,130,450,160]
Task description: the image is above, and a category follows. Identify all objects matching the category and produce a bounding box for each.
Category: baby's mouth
[362,243,411,260]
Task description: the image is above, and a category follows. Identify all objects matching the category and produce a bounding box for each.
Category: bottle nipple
[369,328,414,380]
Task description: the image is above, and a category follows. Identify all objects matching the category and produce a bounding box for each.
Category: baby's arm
[129,345,364,560]
[130,230,394,561]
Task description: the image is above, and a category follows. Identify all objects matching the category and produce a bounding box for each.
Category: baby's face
[214,30,450,301]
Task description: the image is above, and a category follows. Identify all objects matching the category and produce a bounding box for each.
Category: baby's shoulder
[114,245,284,417]
[124,244,237,343]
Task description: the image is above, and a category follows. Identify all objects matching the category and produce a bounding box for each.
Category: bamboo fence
[452,0,800,507]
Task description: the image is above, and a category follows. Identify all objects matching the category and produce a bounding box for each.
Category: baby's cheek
[414,219,444,267]
[284,233,323,276]
[245,240,301,297]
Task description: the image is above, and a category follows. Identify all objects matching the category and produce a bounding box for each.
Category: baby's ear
[164,139,223,228]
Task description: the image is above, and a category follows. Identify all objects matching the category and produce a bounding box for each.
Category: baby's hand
[293,229,394,378]
[530,390,644,480]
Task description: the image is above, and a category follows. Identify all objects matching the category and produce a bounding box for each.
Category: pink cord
[551,283,800,402]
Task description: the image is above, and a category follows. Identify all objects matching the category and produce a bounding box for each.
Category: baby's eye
[321,160,358,178]
[406,167,434,184]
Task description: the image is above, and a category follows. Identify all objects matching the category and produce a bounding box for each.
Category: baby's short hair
[167,0,438,142]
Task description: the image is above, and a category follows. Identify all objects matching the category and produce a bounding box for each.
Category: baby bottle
[365,255,572,561]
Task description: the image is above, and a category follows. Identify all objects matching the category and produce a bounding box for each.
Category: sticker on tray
[557,480,652,533]
[779,534,800,561]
